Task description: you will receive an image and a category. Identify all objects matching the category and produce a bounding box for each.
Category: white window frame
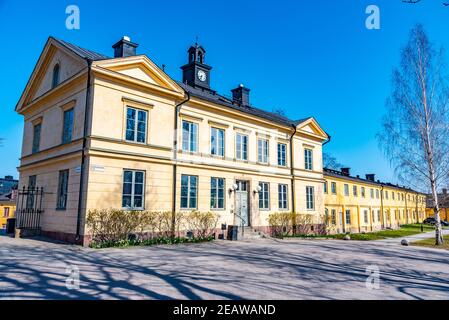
[210,177,225,210]
[210,127,225,156]
[304,148,313,170]
[182,120,198,153]
[236,133,248,161]
[125,106,148,144]
[331,182,337,194]
[122,170,145,210]
[277,143,287,166]
[278,184,288,210]
[180,174,198,209]
[257,138,269,164]
[259,182,270,210]
[306,186,315,210]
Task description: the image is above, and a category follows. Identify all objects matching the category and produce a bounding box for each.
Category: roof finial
[195,35,199,46]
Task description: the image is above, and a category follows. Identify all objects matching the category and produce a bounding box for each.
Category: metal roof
[178,82,310,128]
[53,37,110,61]
[323,168,422,193]
[53,38,315,129]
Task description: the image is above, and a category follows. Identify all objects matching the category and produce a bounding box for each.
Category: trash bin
[6,218,15,234]
[227,225,238,241]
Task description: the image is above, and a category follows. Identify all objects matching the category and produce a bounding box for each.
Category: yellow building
[15,36,426,245]
[0,191,16,231]
[324,168,426,234]
[15,37,329,245]
[425,190,449,222]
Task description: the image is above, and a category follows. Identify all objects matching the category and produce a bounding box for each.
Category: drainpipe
[380,185,384,229]
[171,92,191,238]
[289,125,298,234]
[75,59,93,243]
[289,125,297,215]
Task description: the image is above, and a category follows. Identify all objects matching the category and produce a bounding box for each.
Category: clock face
[197,70,207,82]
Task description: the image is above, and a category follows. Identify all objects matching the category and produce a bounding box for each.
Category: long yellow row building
[324,168,426,234]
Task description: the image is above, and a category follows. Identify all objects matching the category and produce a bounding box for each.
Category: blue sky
[0,0,448,182]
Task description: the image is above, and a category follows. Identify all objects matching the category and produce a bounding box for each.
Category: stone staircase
[240,227,267,241]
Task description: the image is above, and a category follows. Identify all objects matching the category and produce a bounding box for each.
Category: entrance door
[235,180,249,227]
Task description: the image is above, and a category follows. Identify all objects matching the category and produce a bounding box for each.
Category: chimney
[112,36,138,58]
[443,188,447,195]
[231,84,250,107]
[341,168,350,176]
[365,174,375,182]
[4,175,13,180]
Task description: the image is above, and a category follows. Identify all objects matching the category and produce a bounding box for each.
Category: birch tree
[378,24,449,245]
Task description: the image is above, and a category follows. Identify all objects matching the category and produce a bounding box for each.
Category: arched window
[52,63,60,88]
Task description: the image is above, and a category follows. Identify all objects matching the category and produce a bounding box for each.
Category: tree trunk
[431,179,444,245]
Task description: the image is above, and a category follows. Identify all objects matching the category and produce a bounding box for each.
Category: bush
[186,211,219,238]
[86,209,219,248]
[267,212,322,238]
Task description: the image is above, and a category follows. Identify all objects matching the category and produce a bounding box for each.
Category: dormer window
[52,63,60,89]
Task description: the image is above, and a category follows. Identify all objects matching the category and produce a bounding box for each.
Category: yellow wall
[0,203,15,229]
[324,174,426,234]
[425,208,449,221]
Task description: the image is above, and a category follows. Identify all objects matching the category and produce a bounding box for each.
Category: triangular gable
[16,37,88,112]
[296,117,329,140]
[92,55,183,95]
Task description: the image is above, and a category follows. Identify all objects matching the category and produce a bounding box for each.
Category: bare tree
[378,24,449,245]
[272,107,287,117]
[402,0,449,6]
[323,153,344,170]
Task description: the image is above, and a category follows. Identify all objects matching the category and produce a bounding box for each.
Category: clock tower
[181,43,212,90]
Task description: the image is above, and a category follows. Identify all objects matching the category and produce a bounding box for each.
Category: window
[52,63,60,88]
[258,139,269,164]
[278,184,288,210]
[304,149,313,170]
[32,123,41,154]
[344,184,349,196]
[306,186,315,210]
[392,192,395,200]
[210,177,225,209]
[62,108,74,144]
[277,143,287,166]
[259,182,270,209]
[210,128,225,156]
[361,187,365,198]
[324,181,328,194]
[122,170,145,210]
[376,189,380,199]
[56,170,69,210]
[385,191,389,199]
[331,209,336,225]
[377,210,381,222]
[370,188,374,199]
[353,185,358,197]
[181,175,198,209]
[364,210,368,224]
[236,133,248,161]
[126,107,147,143]
[331,182,337,194]
[3,207,9,218]
[345,209,351,224]
[26,175,37,209]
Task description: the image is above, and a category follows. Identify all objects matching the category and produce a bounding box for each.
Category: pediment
[296,117,328,140]
[93,55,183,95]
[16,37,88,112]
